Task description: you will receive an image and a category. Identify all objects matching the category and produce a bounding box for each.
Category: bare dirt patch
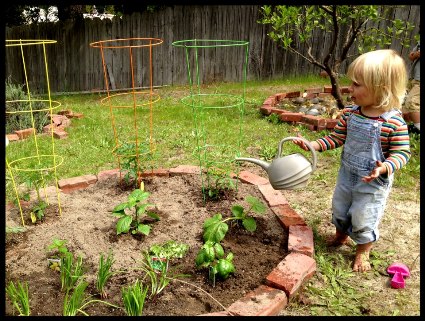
[5,173,288,316]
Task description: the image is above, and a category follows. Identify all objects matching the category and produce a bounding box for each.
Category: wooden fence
[5,5,420,94]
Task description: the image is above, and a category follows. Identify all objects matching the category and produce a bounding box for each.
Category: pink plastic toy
[387,263,410,289]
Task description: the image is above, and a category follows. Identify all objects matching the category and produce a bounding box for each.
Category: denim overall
[331,106,398,244]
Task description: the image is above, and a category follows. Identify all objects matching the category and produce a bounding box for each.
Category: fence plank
[5,5,420,94]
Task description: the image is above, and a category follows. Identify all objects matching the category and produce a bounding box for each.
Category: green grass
[5,76,418,202]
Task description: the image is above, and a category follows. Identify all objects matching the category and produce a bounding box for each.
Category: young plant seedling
[46,238,70,271]
[6,280,30,316]
[115,141,153,188]
[61,252,84,292]
[111,188,159,236]
[96,251,115,299]
[203,195,266,243]
[121,279,149,316]
[148,240,189,270]
[63,280,119,316]
[203,165,236,200]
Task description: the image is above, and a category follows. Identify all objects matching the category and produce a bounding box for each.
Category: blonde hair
[347,49,407,110]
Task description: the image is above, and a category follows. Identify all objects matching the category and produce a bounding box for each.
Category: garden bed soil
[5,172,288,316]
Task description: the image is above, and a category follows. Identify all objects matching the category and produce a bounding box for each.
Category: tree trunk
[329,74,345,109]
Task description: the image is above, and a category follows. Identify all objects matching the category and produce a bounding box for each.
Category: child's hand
[293,134,320,151]
[362,160,387,183]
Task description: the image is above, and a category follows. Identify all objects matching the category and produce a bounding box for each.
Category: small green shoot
[121,279,149,316]
[96,251,115,299]
[6,280,30,316]
[63,280,119,316]
[61,252,84,292]
[111,188,159,236]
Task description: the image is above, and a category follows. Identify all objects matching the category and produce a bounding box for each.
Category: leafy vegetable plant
[203,165,236,200]
[111,188,159,236]
[195,241,235,286]
[6,280,30,316]
[203,195,266,243]
[148,240,189,270]
[46,238,70,271]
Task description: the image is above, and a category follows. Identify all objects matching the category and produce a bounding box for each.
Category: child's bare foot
[352,243,372,272]
[327,229,350,247]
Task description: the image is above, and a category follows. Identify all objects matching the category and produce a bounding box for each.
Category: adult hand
[362,160,387,183]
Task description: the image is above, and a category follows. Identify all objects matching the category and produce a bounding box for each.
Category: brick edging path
[56,167,317,316]
[260,86,350,131]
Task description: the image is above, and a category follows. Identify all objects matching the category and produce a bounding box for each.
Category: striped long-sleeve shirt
[316,106,411,176]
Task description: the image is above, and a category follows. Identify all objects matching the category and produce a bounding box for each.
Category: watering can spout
[235,157,270,171]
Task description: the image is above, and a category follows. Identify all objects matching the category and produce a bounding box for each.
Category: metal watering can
[235,136,317,190]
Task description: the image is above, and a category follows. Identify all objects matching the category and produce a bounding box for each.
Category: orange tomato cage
[90,38,163,187]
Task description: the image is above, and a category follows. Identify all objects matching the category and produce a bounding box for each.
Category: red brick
[317,124,327,132]
[263,97,275,105]
[265,252,316,299]
[326,119,339,129]
[69,112,84,119]
[43,123,56,134]
[284,91,301,98]
[271,204,306,230]
[275,93,287,101]
[260,106,272,115]
[302,123,316,131]
[97,168,120,181]
[340,86,350,93]
[318,92,331,98]
[6,134,19,142]
[288,225,314,257]
[58,109,73,116]
[306,87,322,94]
[198,311,231,316]
[301,115,325,127]
[323,86,332,93]
[141,168,170,177]
[15,128,35,140]
[280,112,302,123]
[236,170,269,186]
[257,184,288,207]
[53,130,68,139]
[227,285,288,316]
[169,165,201,175]
[269,108,284,114]
[58,174,98,193]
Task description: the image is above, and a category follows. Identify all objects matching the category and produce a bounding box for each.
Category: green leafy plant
[111,188,159,235]
[46,238,70,271]
[60,252,84,292]
[203,166,236,200]
[148,240,189,270]
[96,251,115,299]
[138,250,189,301]
[6,226,26,234]
[259,144,277,162]
[195,240,235,286]
[6,280,30,316]
[5,77,49,134]
[63,280,119,316]
[115,141,153,187]
[203,195,266,243]
[121,279,149,316]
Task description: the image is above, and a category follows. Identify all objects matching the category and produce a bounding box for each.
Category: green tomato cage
[172,39,250,201]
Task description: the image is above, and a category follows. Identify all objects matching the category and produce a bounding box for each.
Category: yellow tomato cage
[6,39,63,226]
[90,38,163,185]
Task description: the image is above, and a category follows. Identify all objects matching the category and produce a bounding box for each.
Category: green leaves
[111,188,159,236]
[203,214,228,243]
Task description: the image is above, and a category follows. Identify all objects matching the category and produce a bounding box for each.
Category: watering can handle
[277,136,317,172]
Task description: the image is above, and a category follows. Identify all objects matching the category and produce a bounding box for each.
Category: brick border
[260,86,350,131]
[11,167,316,316]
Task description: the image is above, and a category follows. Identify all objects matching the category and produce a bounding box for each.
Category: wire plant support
[90,38,163,187]
[172,39,249,201]
[5,39,63,227]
